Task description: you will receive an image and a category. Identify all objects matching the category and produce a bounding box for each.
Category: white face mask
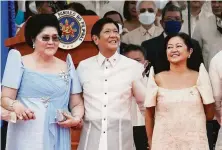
[155,0,168,10]
[117,23,123,34]
[139,11,156,25]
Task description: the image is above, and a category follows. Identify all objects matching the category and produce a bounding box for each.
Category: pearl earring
[33,44,35,49]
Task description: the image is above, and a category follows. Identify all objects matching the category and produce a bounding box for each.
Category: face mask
[118,23,123,34]
[155,0,168,10]
[164,20,182,35]
[139,11,156,25]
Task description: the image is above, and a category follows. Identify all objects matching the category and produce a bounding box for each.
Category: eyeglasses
[41,35,60,42]
[139,8,154,13]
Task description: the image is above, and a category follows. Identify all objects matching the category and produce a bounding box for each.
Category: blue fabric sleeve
[2,49,24,89]
[66,54,82,94]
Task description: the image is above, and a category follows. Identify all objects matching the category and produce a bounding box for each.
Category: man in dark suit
[141,4,203,74]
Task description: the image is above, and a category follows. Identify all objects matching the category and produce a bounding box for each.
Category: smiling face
[211,1,222,18]
[93,23,120,53]
[166,36,192,64]
[129,1,137,17]
[34,27,60,57]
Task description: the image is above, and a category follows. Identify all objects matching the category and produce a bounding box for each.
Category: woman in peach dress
[145,33,215,150]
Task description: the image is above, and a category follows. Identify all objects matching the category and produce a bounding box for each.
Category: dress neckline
[158,85,196,91]
[24,67,68,76]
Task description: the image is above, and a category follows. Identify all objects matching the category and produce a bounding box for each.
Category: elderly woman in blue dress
[1,14,84,150]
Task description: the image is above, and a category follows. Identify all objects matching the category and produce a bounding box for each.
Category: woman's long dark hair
[164,32,202,72]
[123,1,135,21]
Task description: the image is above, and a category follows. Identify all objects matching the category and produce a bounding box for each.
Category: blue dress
[2,49,82,150]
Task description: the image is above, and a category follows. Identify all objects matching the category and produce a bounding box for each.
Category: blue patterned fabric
[2,49,82,150]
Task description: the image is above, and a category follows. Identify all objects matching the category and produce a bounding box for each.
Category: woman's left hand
[57,112,82,128]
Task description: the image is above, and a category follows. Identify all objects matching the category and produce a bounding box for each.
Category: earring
[188,54,191,58]
[33,44,35,49]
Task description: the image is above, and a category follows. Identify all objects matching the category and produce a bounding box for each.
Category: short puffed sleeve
[196,63,215,105]
[144,66,158,107]
[2,49,24,89]
[66,54,82,94]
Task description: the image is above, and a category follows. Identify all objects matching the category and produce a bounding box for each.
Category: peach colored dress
[144,64,215,150]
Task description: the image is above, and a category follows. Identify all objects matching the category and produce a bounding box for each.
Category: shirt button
[104,118,106,121]
[104,105,106,107]
[106,67,108,69]
[105,93,107,95]
[105,79,107,81]
[103,131,106,134]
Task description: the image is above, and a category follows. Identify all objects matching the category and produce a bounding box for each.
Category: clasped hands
[13,101,83,128]
[13,101,35,120]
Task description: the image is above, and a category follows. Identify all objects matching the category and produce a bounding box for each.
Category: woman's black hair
[164,32,201,71]
[123,1,135,21]
[24,14,61,48]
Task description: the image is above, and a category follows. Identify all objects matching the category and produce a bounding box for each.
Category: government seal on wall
[55,10,86,50]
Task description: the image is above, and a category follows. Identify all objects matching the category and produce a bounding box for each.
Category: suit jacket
[141,33,204,74]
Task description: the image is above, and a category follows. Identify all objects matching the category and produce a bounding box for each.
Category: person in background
[77,18,146,150]
[103,10,124,33]
[182,0,212,36]
[145,32,215,150]
[209,48,222,150]
[16,1,55,34]
[35,1,55,14]
[142,4,203,74]
[66,2,86,15]
[122,44,149,150]
[171,1,187,11]
[1,14,84,150]
[122,0,163,45]
[192,0,222,70]
[85,9,97,16]
[123,0,141,32]
[154,0,169,27]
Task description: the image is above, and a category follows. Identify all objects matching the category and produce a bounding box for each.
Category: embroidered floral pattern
[41,97,50,108]
[152,87,209,150]
[59,71,70,85]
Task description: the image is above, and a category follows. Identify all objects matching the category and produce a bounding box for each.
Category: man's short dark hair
[162,4,183,20]
[25,14,61,48]
[103,10,123,24]
[91,18,119,38]
[66,2,86,15]
[85,10,97,16]
[122,44,147,59]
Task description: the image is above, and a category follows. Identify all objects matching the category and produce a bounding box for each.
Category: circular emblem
[55,10,86,50]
